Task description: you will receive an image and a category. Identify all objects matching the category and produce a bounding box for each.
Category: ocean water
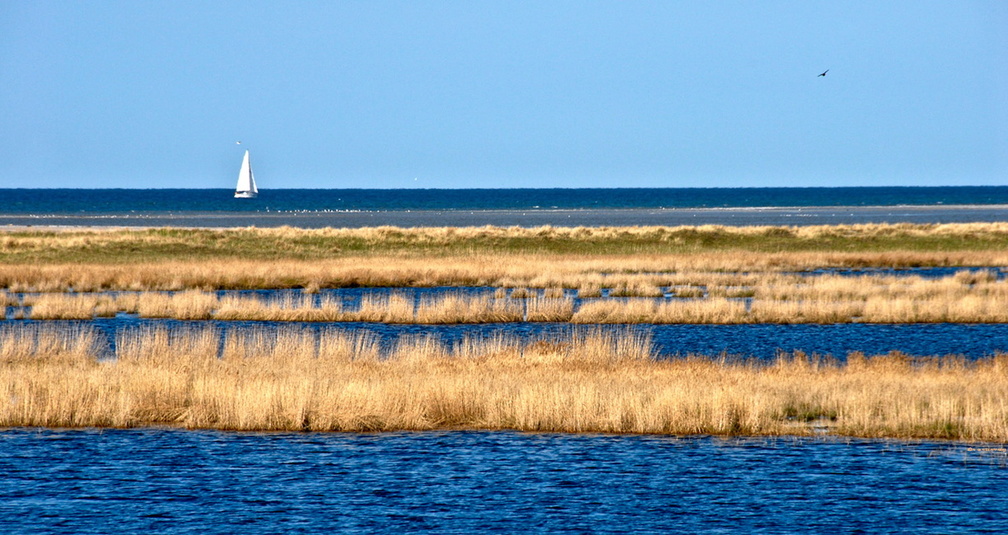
[1,429,1006,534]
[4,187,1008,227]
[2,186,1008,213]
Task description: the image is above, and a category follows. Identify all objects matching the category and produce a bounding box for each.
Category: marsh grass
[4,224,1008,295]
[3,323,1008,440]
[609,282,665,298]
[136,291,217,320]
[576,284,603,298]
[28,294,99,320]
[415,294,523,324]
[0,291,18,307]
[4,252,1008,295]
[507,288,534,299]
[215,294,345,322]
[0,323,101,362]
[11,268,1008,324]
[6,223,1008,263]
[667,285,705,298]
[525,297,575,322]
[356,293,415,323]
[572,298,749,324]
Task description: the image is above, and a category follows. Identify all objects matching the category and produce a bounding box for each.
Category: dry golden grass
[215,294,345,322]
[609,282,665,298]
[9,267,1008,324]
[0,251,1005,294]
[4,222,1008,294]
[2,323,1008,440]
[28,294,101,320]
[525,297,575,322]
[0,291,18,307]
[136,291,217,320]
[572,298,749,324]
[356,293,415,323]
[506,288,534,299]
[543,287,566,299]
[576,283,603,298]
[5,221,1008,257]
[415,294,523,324]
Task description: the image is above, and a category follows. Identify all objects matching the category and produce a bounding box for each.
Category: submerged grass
[2,323,1007,440]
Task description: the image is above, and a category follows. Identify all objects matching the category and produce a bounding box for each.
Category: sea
[2,186,1008,227]
[3,186,1008,533]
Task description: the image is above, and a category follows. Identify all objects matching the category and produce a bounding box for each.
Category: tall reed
[12,275,1008,323]
[415,294,523,324]
[3,323,1008,440]
[137,291,217,320]
[28,294,100,320]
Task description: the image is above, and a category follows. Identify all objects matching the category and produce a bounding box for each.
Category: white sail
[234,150,258,198]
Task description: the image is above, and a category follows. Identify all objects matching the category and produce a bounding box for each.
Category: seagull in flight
[818,69,829,77]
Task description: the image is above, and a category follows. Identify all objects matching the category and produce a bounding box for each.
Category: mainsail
[234,150,258,198]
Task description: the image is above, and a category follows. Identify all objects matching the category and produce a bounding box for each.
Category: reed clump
[10,268,1008,323]
[525,297,575,322]
[137,291,218,320]
[28,294,102,320]
[572,298,748,324]
[356,293,415,323]
[415,294,523,324]
[2,323,1008,440]
[215,294,346,322]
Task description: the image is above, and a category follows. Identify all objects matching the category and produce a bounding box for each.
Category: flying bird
[236,141,242,145]
[818,69,829,77]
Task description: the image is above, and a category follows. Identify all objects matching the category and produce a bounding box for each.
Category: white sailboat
[234,150,258,198]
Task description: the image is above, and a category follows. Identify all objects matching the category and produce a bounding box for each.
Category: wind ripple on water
[0,430,1006,534]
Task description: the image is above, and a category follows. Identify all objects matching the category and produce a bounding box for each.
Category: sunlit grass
[13,268,1008,324]
[2,323,1007,440]
[4,222,1008,264]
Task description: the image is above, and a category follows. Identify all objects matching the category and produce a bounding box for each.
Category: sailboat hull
[234,191,257,198]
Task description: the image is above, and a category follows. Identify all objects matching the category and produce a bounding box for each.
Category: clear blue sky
[2,1,1005,189]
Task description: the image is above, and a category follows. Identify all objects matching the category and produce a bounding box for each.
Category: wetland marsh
[3,223,1008,440]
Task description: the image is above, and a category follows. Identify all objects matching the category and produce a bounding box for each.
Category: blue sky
[1,1,1005,189]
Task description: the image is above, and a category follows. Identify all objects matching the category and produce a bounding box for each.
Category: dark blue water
[0,429,1005,534]
[3,186,1008,214]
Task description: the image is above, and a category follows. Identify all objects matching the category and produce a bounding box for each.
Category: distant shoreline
[2,205,1008,229]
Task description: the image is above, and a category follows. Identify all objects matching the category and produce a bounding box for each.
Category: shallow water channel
[1,429,1006,534]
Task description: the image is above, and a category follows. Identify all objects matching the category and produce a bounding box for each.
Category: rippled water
[0,429,1005,534]
[5,187,1008,213]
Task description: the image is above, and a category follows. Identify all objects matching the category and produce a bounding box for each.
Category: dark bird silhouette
[818,69,829,77]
